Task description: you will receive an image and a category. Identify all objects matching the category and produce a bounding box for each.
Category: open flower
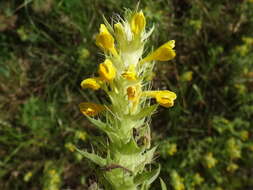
[155,90,177,108]
[96,24,117,56]
[81,77,101,90]
[142,90,177,108]
[79,102,105,116]
[98,59,116,81]
[131,11,146,35]
[142,40,176,63]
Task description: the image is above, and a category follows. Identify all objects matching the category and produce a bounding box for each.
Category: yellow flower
[167,143,177,156]
[81,78,101,90]
[65,142,75,152]
[193,173,204,185]
[171,171,185,190]
[127,86,138,101]
[142,90,177,108]
[226,163,238,172]
[122,64,137,80]
[142,40,176,63]
[96,24,117,56]
[155,90,177,108]
[204,152,218,168]
[79,102,105,116]
[98,59,116,81]
[131,11,146,35]
[180,71,193,82]
[239,130,249,141]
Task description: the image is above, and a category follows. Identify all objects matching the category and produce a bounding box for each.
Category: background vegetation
[0,0,252,189]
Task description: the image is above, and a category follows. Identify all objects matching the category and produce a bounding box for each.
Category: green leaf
[75,148,106,167]
[134,165,160,187]
[160,178,167,190]
[86,116,107,132]
[120,138,141,154]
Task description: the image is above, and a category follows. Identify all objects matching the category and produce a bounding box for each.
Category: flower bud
[98,59,116,81]
[131,11,146,35]
[79,102,105,116]
[81,78,101,90]
[142,40,176,63]
[114,22,125,41]
[96,24,117,56]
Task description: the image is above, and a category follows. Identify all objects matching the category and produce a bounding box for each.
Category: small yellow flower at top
[98,59,116,81]
[81,78,101,90]
[79,102,105,116]
[155,90,177,108]
[131,11,146,35]
[122,64,137,80]
[96,24,118,56]
[141,40,176,63]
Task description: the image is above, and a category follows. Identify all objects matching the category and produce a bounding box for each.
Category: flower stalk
[78,9,176,190]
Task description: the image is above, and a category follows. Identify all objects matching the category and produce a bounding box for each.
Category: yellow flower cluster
[79,11,177,117]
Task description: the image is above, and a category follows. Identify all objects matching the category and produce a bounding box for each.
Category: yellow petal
[98,59,116,81]
[81,78,101,90]
[79,102,105,116]
[131,11,146,35]
[127,86,137,101]
[122,64,137,80]
[95,24,117,56]
[155,90,177,108]
[142,40,176,63]
[142,90,176,108]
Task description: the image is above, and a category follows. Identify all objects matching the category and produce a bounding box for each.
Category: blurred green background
[0,0,253,189]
